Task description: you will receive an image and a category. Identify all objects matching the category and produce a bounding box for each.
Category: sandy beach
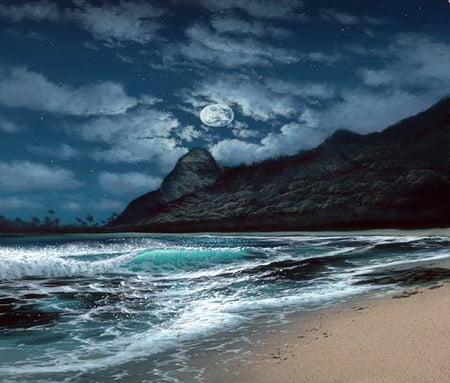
[205,281,450,383]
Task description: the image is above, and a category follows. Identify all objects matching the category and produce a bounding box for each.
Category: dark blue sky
[0,0,449,223]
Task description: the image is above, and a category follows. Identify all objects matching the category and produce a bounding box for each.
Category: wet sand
[205,282,450,383]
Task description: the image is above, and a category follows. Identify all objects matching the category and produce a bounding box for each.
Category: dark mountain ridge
[110,98,450,232]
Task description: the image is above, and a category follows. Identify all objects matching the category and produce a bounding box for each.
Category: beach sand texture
[206,283,450,383]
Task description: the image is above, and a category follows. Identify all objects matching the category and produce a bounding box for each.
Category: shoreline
[203,281,450,383]
[1,227,449,238]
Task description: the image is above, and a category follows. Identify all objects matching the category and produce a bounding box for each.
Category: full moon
[199,104,234,127]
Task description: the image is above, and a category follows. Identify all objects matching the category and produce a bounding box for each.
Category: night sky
[0,0,449,223]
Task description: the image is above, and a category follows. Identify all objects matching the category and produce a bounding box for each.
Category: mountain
[113,148,221,225]
[110,98,450,232]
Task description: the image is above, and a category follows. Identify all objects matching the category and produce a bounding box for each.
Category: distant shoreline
[1,227,449,237]
[166,227,450,237]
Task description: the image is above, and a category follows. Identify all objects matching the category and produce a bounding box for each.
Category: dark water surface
[0,233,448,382]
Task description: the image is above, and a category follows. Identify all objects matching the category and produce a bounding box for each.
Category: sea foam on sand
[204,281,450,383]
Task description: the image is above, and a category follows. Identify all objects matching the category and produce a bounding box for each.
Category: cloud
[0,197,43,210]
[209,80,439,165]
[166,23,342,69]
[196,0,305,20]
[319,9,385,25]
[210,15,293,39]
[355,34,450,91]
[184,75,297,120]
[88,198,124,212]
[388,34,450,88]
[264,79,335,102]
[27,143,79,159]
[321,89,436,134]
[210,139,261,165]
[0,161,82,192]
[73,106,187,171]
[348,34,449,131]
[358,69,393,87]
[0,117,23,133]
[69,0,165,46]
[60,201,82,211]
[99,171,161,196]
[183,74,334,121]
[76,106,179,142]
[0,0,59,22]
[305,51,343,65]
[92,139,186,172]
[177,125,202,142]
[319,8,359,25]
[211,111,324,165]
[232,121,260,139]
[0,1,166,45]
[165,24,301,68]
[0,67,138,116]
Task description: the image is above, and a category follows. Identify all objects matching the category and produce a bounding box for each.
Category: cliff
[110,98,450,231]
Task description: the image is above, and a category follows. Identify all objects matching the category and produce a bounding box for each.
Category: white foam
[1,234,448,379]
[0,240,161,279]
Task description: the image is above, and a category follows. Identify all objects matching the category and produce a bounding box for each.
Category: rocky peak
[159,148,220,203]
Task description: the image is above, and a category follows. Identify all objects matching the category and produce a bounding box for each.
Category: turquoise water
[0,233,448,383]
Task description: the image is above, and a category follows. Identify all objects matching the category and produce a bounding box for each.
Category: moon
[199,104,234,127]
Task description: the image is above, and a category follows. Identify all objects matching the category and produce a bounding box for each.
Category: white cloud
[177,125,202,142]
[348,34,449,132]
[70,0,165,45]
[319,9,385,25]
[356,34,450,91]
[88,198,124,212]
[27,143,79,159]
[183,74,334,122]
[92,138,186,172]
[76,106,179,142]
[358,69,393,87]
[60,201,82,211]
[304,51,343,65]
[319,8,359,25]
[210,15,293,39]
[99,171,161,196]
[0,117,23,133]
[0,1,166,45]
[0,197,43,210]
[0,0,59,22]
[210,139,262,165]
[321,89,436,134]
[0,67,138,116]
[184,75,296,121]
[196,0,305,20]
[265,79,335,102]
[0,161,82,192]
[232,121,260,139]
[116,52,134,64]
[388,34,450,87]
[211,111,324,165]
[166,24,301,68]
[73,106,187,171]
[209,81,437,165]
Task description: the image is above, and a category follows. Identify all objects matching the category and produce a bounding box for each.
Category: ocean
[0,233,448,383]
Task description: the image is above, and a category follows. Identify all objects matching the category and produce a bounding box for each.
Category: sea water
[0,233,448,383]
